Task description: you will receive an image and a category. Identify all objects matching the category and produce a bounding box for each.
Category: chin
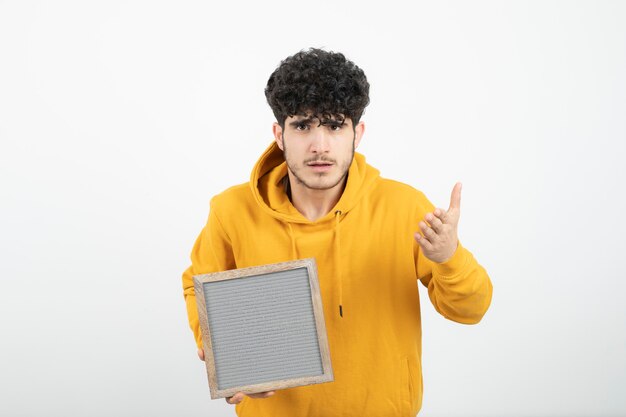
[308,177,344,190]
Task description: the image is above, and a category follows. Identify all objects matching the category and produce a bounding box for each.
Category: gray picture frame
[193,258,334,399]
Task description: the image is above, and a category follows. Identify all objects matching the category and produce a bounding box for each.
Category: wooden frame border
[193,258,333,399]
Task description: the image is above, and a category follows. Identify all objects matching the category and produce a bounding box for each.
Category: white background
[1,1,625,416]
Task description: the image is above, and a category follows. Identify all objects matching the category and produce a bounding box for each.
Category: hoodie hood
[250,141,380,224]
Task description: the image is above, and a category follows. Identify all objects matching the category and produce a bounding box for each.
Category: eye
[329,124,342,131]
[295,123,309,131]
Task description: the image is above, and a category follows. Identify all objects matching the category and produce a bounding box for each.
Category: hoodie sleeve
[414,195,493,324]
[182,199,236,348]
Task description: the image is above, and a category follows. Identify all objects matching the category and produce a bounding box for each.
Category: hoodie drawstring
[285,212,344,318]
[334,210,343,318]
[287,222,297,260]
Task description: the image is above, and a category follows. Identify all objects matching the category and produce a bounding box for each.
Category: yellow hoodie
[182,142,493,417]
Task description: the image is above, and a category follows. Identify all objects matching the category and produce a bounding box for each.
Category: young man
[182,48,493,417]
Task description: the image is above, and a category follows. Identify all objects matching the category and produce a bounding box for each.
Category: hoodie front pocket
[399,357,413,414]
[404,355,422,415]
[406,357,415,401]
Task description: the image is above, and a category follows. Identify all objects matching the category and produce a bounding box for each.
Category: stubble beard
[282,136,355,191]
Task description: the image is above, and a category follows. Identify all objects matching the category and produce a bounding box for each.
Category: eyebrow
[288,118,314,128]
[288,117,345,128]
[322,119,345,127]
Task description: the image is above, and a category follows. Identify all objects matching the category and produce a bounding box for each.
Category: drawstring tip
[339,305,343,317]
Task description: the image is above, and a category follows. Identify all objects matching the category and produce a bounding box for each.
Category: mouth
[306,161,334,172]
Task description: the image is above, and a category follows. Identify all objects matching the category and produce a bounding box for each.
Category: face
[273,114,365,192]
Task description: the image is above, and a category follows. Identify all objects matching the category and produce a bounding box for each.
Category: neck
[285,173,346,221]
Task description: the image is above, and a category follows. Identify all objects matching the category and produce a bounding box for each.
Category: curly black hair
[265,48,370,128]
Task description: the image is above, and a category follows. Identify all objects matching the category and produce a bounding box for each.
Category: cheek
[284,142,307,162]
[339,137,355,155]
[288,142,308,156]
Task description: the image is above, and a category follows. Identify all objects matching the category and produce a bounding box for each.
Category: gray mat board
[203,267,324,389]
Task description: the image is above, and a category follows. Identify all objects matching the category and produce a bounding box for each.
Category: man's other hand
[196,348,276,405]
[414,182,462,263]
[225,391,276,404]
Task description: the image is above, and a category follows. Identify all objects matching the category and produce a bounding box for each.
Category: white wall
[1,1,624,416]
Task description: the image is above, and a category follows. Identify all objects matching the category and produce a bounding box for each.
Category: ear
[272,122,284,151]
[353,121,365,149]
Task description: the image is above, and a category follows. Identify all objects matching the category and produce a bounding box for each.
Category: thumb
[448,182,462,211]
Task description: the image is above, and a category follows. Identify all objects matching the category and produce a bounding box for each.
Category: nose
[309,126,331,154]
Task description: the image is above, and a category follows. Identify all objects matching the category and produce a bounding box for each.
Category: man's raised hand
[414,182,462,263]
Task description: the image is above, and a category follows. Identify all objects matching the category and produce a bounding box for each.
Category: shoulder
[373,178,432,206]
[209,182,253,212]
[369,177,436,220]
